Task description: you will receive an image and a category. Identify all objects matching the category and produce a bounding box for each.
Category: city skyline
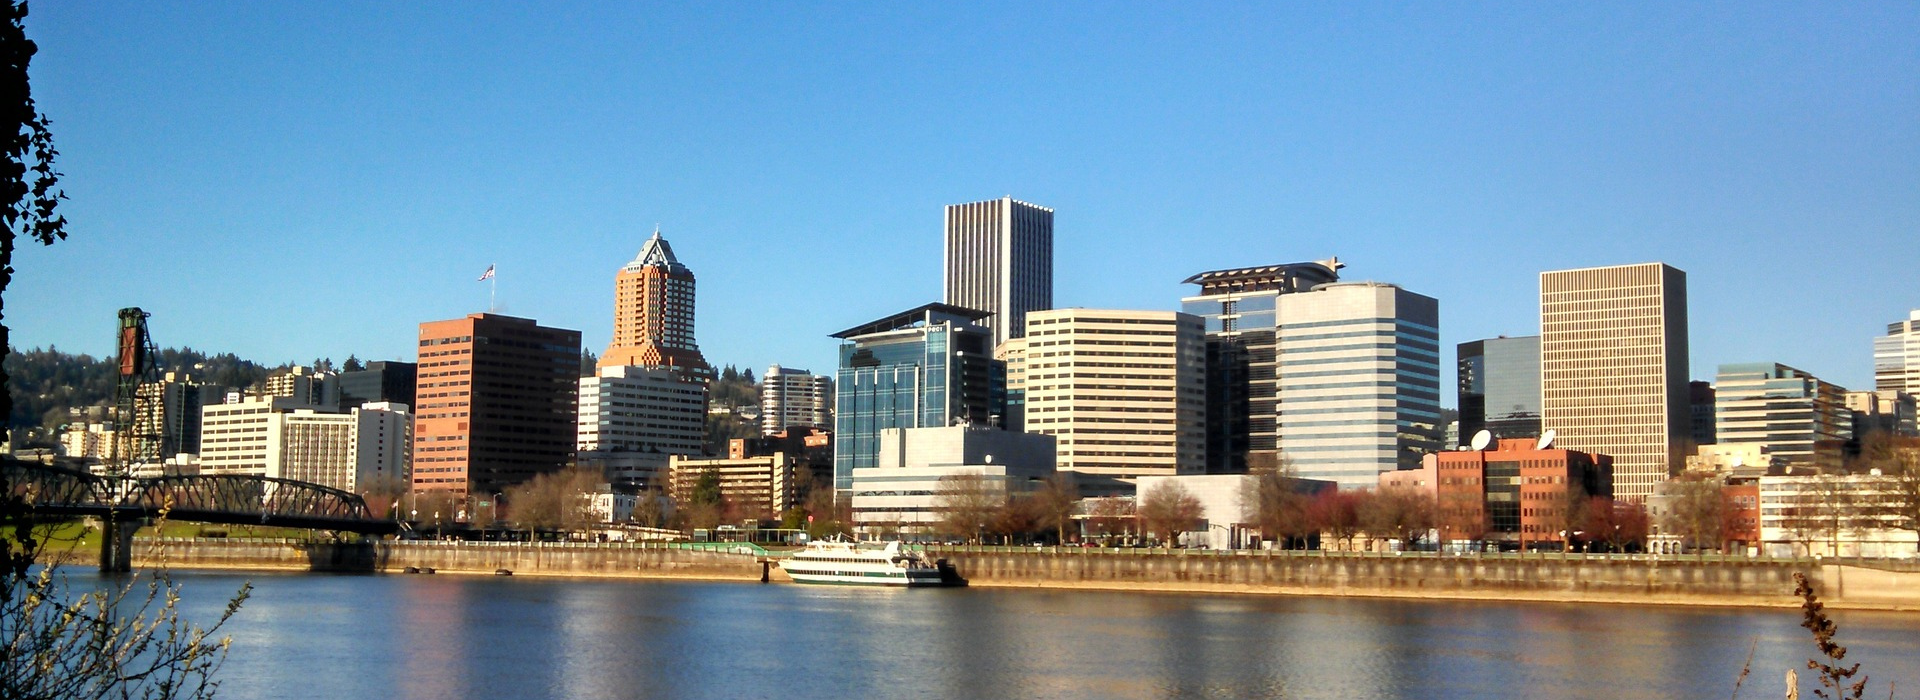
[8,3,1916,402]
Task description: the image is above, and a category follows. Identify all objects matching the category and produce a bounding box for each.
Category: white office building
[944,196,1054,349]
[577,365,709,489]
[760,365,832,435]
[848,425,1055,535]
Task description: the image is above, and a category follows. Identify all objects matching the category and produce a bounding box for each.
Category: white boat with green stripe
[779,540,948,587]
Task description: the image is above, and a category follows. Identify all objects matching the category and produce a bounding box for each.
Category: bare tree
[1313,489,1365,551]
[507,467,603,533]
[1864,437,1920,553]
[1245,470,1316,549]
[1084,497,1134,545]
[1661,476,1726,555]
[1547,487,1589,553]
[1030,474,1079,544]
[1138,481,1203,548]
[935,472,1003,544]
[1359,487,1434,550]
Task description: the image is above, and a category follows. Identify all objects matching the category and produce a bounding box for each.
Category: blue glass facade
[1457,336,1542,441]
[833,306,1004,490]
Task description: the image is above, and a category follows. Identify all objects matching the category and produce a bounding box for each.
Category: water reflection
[161,573,1920,700]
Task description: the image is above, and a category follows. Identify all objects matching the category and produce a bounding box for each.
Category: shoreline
[130,560,1920,614]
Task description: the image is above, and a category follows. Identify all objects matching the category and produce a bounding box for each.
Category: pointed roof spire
[623,226,689,274]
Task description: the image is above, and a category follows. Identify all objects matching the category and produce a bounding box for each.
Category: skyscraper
[1540,262,1689,502]
[413,313,581,497]
[831,303,1006,491]
[943,197,1053,349]
[1457,336,1542,441]
[601,229,710,380]
[1875,309,1920,394]
[1182,260,1441,487]
[1022,309,1207,482]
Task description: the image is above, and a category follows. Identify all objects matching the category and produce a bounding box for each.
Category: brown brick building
[1432,438,1614,549]
[412,313,581,497]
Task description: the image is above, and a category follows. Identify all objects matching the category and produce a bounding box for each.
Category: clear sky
[11,2,1918,400]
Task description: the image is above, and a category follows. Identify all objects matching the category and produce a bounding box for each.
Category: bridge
[2,459,399,572]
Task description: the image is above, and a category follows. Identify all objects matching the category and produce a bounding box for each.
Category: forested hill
[4,346,279,435]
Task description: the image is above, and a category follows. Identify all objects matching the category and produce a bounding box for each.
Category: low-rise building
[1428,438,1614,549]
[1758,473,1918,557]
[848,425,1055,536]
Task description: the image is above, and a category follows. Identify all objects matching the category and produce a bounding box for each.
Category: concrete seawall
[122,539,1920,610]
[130,538,766,582]
[925,548,1920,610]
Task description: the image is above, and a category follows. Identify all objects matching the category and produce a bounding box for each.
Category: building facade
[1429,438,1614,549]
[1021,309,1206,482]
[577,364,710,490]
[1875,309,1920,394]
[1540,262,1689,502]
[831,304,1007,491]
[995,337,1028,432]
[1180,259,1344,473]
[1848,389,1918,438]
[668,449,826,523]
[413,313,581,497]
[943,197,1053,349]
[198,395,410,493]
[760,365,833,435]
[131,371,222,459]
[262,366,341,409]
[340,360,417,409]
[599,229,711,379]
[847,425,1055,535]
[1457,336,1542,442]
[1715,363,1851,471]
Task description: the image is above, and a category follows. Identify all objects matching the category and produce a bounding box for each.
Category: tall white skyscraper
[1540,262,1689,502]
[1875,309,1920,394]
[943,197,1054,349]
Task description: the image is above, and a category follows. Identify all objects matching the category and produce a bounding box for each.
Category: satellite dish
[1469,430,1492,451]
[1535,429,1557,451]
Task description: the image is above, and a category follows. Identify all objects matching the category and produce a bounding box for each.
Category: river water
[148,571,1918,700]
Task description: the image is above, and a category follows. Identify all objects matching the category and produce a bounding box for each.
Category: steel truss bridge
[3,459,398,570]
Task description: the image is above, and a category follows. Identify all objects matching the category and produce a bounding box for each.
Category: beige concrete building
[199,395,411,493]
[1540,262,1689,502]
[760,365,832,435]
[1022,309,1206,482]
[847,425,1056,535]
[995,337,1028,431]
[668,450,822,522]
[578,364,708,490]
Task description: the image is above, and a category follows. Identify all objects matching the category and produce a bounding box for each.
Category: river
[151,571,1919,700]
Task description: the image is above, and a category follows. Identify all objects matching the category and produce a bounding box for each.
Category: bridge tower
[111,308,161,474]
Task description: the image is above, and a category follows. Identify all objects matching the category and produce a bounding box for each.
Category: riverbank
[97,538,1920,611]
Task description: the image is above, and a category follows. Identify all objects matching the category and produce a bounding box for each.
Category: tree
[1310,489,1364,551]
[1084,497,1134,544]
[341,355,363,372]
[409,490,461,532]
[1864,437,1920,553]
[1610,501,1651,553]
[359,474,409,521]
[1029,474,1079,544]
[0,0,68,455]
[934,472,1002,544]
[989,494,1041,545]
[1540,487,1590,553]
[579,349,598,377]
[1359,487,1435,550]
[632,485,670,529]
[1661,476,1727,555]
[1245,470,1317,549]
[506,467,603,533]
[803,487,849,540]
[1138,481,1203,548]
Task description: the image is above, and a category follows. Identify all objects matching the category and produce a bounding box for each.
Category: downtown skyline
[7,3,1916,401]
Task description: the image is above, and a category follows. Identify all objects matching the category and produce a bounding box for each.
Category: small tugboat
[778,539,951,587]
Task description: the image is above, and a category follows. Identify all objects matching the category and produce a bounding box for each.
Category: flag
[477,264,495,281]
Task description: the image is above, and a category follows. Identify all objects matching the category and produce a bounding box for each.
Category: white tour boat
[778,540,950,587]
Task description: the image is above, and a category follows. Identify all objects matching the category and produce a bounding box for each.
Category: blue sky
[11,2,1918,399]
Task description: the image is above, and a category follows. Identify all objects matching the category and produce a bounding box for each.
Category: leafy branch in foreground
[3,488,252,699]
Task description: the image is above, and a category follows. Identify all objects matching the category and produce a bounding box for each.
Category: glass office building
[1457,336,1542,442]
[1182,259,1442,487]
[832,304,1005,491]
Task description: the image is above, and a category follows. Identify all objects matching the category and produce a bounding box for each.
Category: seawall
[129,538,766,582]
[119,539,1920,610]
[924,547,1920,611]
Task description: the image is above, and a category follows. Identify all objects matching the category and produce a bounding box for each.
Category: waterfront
[156,571,1920,700]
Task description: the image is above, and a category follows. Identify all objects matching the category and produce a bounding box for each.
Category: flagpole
[489,264,497,313]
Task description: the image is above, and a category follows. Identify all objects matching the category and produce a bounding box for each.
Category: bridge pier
[99,516,142,574]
